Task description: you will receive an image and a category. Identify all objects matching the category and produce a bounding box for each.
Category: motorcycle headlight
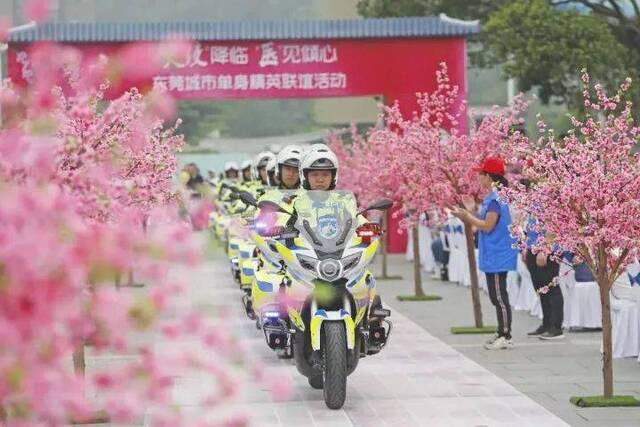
[342,253,362,271]
[296,254,319,271]
[318,259,342,281]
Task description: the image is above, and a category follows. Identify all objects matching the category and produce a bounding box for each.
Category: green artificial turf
[570,395,640,407]
[396,295,443,302]
[450,326,497,335]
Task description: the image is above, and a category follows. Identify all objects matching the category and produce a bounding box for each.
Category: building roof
[8,15,479,43]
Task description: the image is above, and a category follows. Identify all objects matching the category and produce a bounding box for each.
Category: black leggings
[486,272,512,339]
[525,250,563,330]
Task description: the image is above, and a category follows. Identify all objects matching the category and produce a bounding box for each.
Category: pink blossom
[0,17,11,42]
[24,0,53,23]
[0,40,281,425]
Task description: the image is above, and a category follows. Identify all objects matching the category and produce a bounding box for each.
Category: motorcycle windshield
[293,191,358,257]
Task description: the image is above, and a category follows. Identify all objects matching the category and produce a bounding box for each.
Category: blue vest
[478,191,517,273]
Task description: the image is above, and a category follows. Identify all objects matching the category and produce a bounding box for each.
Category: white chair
[565,280,602,329]
[405,229,414,262]
[558,261,575,328]
[419,217,436,274]
[455,221,471,287]
[514,257,542,318]
[610,298,640,358]
[446,219,463,284]
[506,270,521,309]
[475,248,487,293]
[609,277,640,359]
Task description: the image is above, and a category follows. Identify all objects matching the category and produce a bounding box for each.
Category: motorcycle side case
[251,269,283,314]
[227,237,242,259]
[238,242,257,287]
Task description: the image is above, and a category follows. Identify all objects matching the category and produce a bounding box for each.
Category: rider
[223,161,240,181]
[255,151,276,187]
[299,145,339,192]
[297,145,386,322]
[275,145,303,190]
[253,145,303,231]
[240,160,254,183]
[215,161,240,203]
[266,155,280,188]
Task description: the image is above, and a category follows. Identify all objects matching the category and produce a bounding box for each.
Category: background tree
[357,0,639,114]
[176,101,226,145]
[483,0,631,111]
[356,0,506,21]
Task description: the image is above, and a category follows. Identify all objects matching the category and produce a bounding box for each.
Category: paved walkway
[376,254,640,427]
[164,247,568,426]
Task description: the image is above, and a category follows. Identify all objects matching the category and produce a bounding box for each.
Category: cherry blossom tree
[502,70,640,399]
[333,63,527,319]
[329,123,407,282]
[0,12,287,424]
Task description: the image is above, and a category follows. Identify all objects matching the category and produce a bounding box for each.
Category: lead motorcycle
[241,190,393,409]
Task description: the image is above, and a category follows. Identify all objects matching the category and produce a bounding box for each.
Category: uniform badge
[318,215,340,239]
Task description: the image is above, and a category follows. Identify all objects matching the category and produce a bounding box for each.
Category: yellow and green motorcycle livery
[208,180,260,256]
[247,189,298,353]
[244,190,394,410]
[209,180,242,242]
[222,182,264,285]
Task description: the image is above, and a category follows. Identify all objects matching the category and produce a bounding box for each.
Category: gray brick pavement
[377,254,640,427]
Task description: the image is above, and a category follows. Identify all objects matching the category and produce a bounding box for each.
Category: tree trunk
[412,226,426,297]
[599,282,614,398]
[464,223,483,328]
[381,213,389,278]
[73,345,85,376]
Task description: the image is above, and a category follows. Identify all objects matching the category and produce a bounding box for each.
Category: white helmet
[224,161,239,172]
[266,155,279,186]
[275,145,303,179]
[255,151,275,185]
[254,151,275,170]
[240,159,254,181]
[300,146,339,190]
[303,143,330,157]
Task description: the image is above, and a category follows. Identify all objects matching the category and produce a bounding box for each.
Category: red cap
[473,157,505,176]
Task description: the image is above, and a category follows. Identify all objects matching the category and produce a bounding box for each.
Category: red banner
[7,36,470,253]
[8,38,467,102]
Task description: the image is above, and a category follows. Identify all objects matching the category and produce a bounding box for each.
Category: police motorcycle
[228,159,267,289]
[248,145,351,360]
[241,147,304,328]
[226,153,277,310]
[209,162,242,243]
[239,189,393,409]
[245,190,296,343]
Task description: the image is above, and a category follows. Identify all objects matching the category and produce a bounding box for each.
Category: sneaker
[485,334,499,345]
[484,336,515,350]
[527,325,547,337]
[539,327,564,340]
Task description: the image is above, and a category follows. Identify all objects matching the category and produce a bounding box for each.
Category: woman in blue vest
[452,157,518,350]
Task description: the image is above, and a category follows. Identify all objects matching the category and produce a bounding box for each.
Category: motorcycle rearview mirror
[357,198,394,216]
[239,191,258,207]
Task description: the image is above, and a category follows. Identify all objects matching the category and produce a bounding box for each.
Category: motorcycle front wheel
[322,322,347,409]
